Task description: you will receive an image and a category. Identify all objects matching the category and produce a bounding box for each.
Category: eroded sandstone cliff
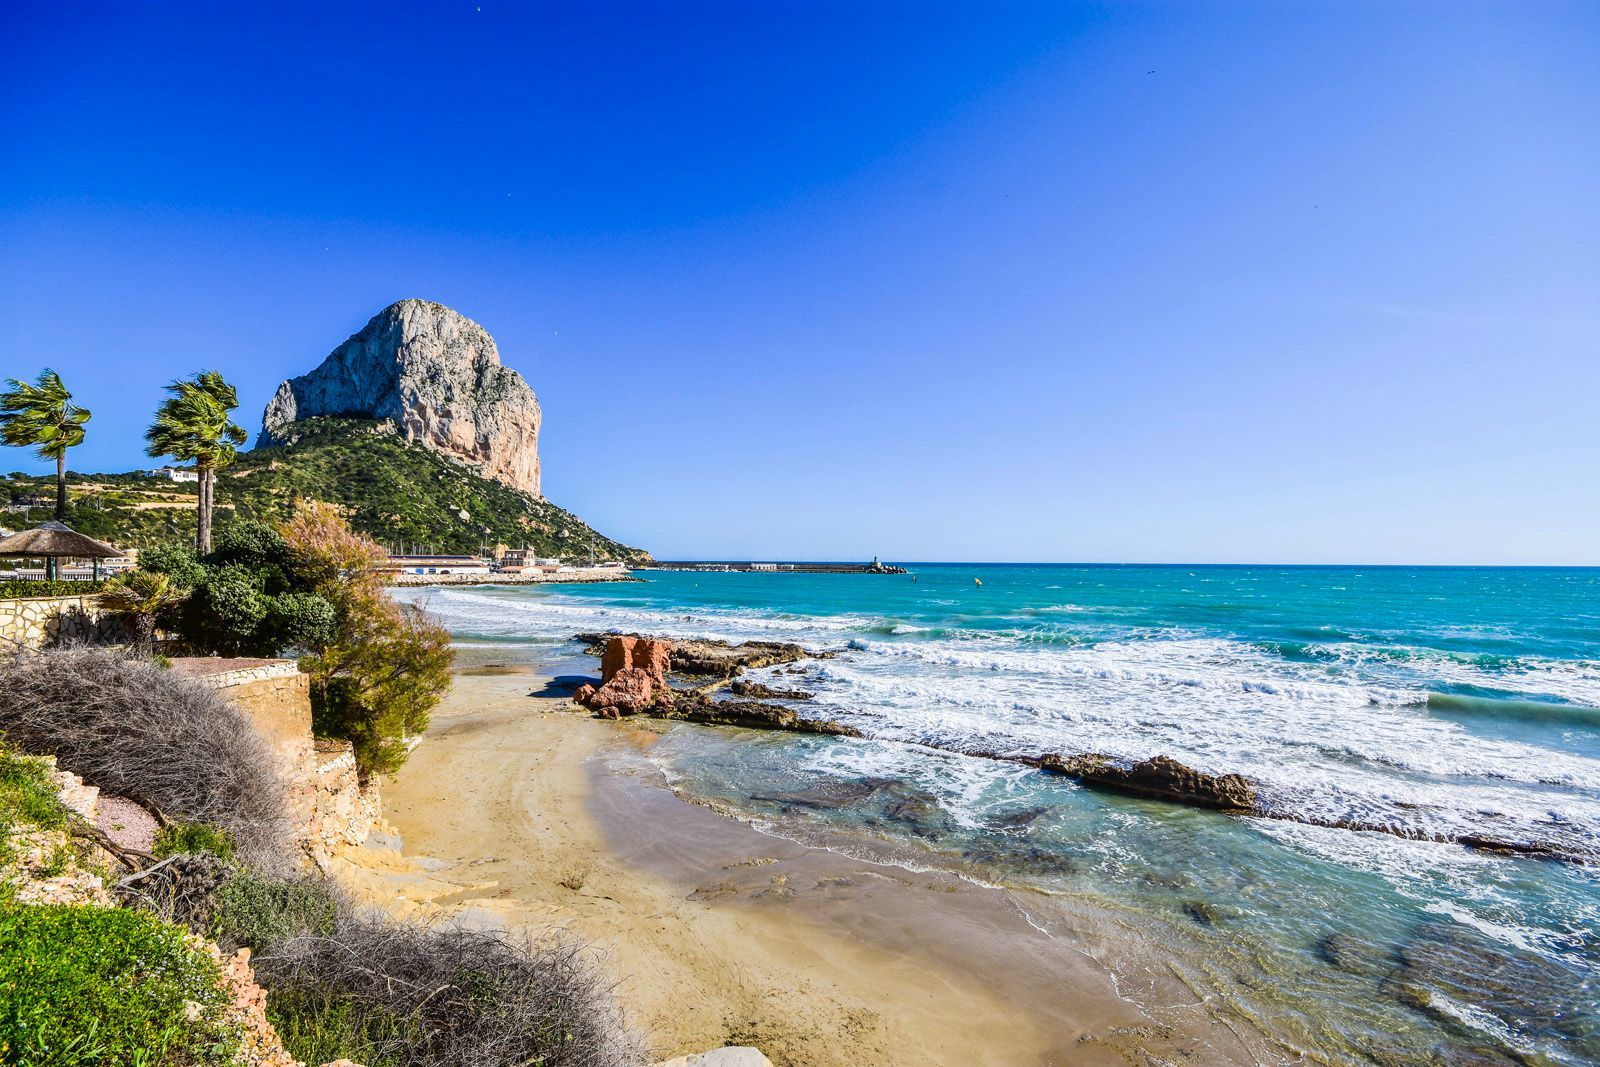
[259,299,542,496]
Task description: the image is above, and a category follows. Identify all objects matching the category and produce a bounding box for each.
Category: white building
[147,467,200,483]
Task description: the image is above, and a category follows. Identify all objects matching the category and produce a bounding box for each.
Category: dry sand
[328,671,1248,1066]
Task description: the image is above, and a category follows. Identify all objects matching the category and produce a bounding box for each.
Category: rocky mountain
[260,299,542,496]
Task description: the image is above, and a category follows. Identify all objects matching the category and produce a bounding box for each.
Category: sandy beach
[327,669,1251,1066]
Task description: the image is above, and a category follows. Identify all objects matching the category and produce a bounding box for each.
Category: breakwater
[643,561,908,574]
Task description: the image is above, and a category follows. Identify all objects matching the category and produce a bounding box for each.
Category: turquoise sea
[405,564,1599,1064]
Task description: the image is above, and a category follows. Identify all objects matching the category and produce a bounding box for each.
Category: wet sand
[328,671,1250,1066]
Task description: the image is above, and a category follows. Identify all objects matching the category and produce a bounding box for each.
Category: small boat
[974,577,983,587]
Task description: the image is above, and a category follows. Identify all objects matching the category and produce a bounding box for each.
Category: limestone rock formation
[260,299,543,496]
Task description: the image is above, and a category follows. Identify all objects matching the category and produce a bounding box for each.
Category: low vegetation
[0,742,70,874]
[0,902,238,1065]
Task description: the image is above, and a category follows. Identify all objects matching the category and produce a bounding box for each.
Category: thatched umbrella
[0,520,121,581]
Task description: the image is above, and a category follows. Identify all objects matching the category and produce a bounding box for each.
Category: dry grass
[0,648,294,873]
[256,914,645,1067]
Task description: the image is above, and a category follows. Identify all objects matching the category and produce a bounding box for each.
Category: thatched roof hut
[0,521,121,560]
[0,521,121,581]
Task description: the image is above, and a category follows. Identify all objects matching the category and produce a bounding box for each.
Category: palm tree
[145,370,248,554]
[0,369,92,524]
[100,570,188,658]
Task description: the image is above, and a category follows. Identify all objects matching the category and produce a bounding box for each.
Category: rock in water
[1039,753,1257,812]
[259,299,543,496]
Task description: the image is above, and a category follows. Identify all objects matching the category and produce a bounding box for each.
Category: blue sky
[3,2,1597,564]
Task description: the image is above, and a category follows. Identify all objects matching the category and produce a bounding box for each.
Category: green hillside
[1,417,647,561]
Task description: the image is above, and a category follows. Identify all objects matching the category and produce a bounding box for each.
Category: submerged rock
[729,679,815,700]
[1039,753,1257,812]
[752,778,894,811]
[1389,921,1595,1053]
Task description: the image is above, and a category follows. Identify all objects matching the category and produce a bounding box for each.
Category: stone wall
[170,658,378,857]
[0,594,130,653]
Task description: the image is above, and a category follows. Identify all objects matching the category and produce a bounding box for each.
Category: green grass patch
[266,990,413,1067]
[0,743,70,876]
[153,823,236,862]
[0,901,238,1065]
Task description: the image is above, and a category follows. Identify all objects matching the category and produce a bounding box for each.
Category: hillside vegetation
[2,417,645,561]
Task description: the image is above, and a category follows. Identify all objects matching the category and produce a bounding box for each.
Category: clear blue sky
[3,2,1597,564]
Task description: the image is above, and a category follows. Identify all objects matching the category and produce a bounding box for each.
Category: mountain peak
[259,301,542,497]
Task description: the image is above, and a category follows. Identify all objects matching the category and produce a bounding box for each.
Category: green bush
[263,592,338,652]
[153,822,236,862]
[136,543,207,588]
[0,902,238,1065]
[0,579,105,599]
[207,871,338,952]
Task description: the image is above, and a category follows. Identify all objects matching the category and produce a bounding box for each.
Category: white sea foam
[408,584,1600,860]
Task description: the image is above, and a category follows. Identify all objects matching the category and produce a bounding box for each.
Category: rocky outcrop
[260,299,543,496]
[1038,753,1257,812]
[575,632,823,677]
[573,635,857,735]
[600,635,672,685]
[576,636,674,717]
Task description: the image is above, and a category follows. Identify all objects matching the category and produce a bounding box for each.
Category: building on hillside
[495,548,564,574]
[380,553,492,576]
[146,467,200,483]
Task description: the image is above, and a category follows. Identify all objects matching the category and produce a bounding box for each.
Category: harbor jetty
[641,558,908,574]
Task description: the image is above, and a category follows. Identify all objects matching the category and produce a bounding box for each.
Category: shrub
[0,579,105,599]
[137,543,207,588]
[256,916,643,1067]
[0,901,237,1065]
[153,822,236,861]
[263,591,338,652]
[191,563,271,654]
[208,520,290,576]
[207,870,340,952]
[285,503,452,778]
[0,648,293,873]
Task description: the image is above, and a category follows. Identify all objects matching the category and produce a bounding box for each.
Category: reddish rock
[632,637,673,683]
[572,683,597,705]
[586,667,656,715]
[599,636,636,683]
[598,635,674,685]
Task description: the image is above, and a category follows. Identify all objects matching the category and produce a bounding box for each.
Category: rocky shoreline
[567,631,1593,865]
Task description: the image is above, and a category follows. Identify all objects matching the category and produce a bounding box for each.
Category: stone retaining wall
[171,659,378,856]
[0,594,130,652]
